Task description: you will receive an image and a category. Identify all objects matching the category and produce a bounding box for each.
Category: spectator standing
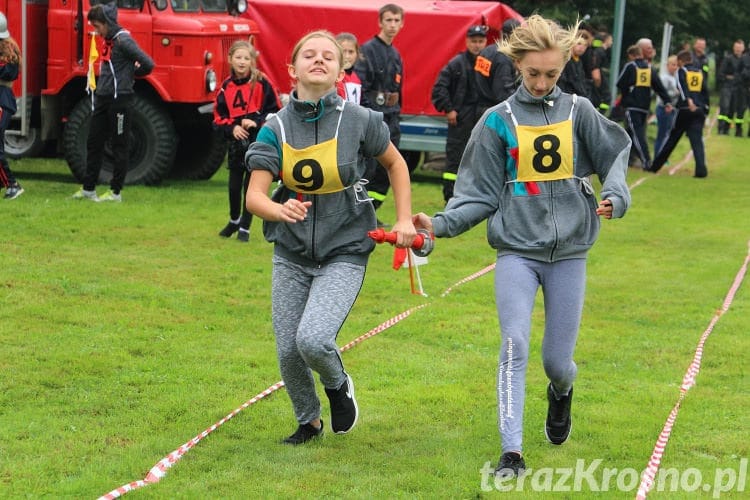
[586,27,613,114]
[655,55,680,154]
[650,50,710,177]
[431,25,487,203]
[71,3,154,202]
[245,30,416,445]
[413,15,631,478]
[558,30,591,99]
[212,41,280,242]
[740,46,750,137]
[355,3,405,214]
[474,18,521,115]
[717,40,746,136]
[336,32,362,104]
[616,44,672,170]
[691,37,710,78]
[0,12,24,200]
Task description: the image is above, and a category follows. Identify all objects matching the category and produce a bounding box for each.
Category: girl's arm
[246,170,311,223]
[375,143,416,248]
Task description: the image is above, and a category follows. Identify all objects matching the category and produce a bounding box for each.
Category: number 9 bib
[276,102,348,194]
[281,139,345,194]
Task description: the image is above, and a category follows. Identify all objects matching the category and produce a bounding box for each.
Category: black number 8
[292,159,324,191]
[532,134,562,173]
[690,76,699,87]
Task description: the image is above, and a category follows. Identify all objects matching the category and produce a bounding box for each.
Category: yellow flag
[87,34,99,91]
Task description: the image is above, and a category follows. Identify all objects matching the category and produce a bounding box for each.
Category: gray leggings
[494,254,586,453]
[271,255,366,425]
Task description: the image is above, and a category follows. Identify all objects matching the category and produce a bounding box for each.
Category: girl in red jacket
[213,41,280,242]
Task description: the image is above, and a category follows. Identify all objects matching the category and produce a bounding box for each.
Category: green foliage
[507,0,749,61]
[1,125,748,497]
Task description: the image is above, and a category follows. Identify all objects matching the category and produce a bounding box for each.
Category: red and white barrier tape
[99,268,491,498]
[636,240,749,499]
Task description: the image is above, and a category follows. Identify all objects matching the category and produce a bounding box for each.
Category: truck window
[201,0,228,12]
[171,0,227,12]
[88,0,143,9]
[171,0,201,11]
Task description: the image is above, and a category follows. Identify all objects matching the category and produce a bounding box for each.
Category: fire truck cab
[3,0,257,183]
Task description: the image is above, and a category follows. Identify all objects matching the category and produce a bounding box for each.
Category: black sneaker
[219,221,239,237]
[494,451,526,478]
[545,383,573,445]
[237,229,249,242]
[282,420,324,445]
[325,373,359,434]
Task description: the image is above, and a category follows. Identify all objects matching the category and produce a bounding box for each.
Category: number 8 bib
[515,119,574,182]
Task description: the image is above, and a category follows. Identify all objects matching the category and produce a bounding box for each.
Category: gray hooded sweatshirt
[246,89,391,267]
[95,2,154,97]
[432,84,632,262]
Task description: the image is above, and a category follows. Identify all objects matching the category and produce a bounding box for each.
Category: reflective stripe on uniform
[368,191,387,202]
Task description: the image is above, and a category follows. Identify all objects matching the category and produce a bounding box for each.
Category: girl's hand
[391,219,417,249]
[233,125,249,140]
[278,198,312,222]
[412,213,433,232]
[242,119,258,130]
[596,199,613,219]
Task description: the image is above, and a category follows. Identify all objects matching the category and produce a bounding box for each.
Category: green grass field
[1,120,748,498]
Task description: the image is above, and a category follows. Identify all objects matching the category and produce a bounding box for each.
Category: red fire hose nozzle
[367,228,434,257]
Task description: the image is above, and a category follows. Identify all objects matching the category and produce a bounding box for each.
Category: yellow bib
[277,103,347,194]
[685,70,703,93]
[515,120,574,182]
[635,67,651,87]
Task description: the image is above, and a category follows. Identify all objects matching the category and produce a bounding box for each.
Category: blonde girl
[414,15,631,476]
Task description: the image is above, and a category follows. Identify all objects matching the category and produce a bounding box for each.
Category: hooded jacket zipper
[541,100,559,262]
[310,111,319,264]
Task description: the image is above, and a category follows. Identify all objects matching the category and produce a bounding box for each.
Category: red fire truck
[3,0,257,184]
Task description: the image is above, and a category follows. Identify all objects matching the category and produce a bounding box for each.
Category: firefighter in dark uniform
[616,45,673,170]
[355,3,405,213]
[650,50,710,177]
[473,18,520,115]
[431,25,487,203]
[741,46,750,137]
[691,37,710,79]
[717,39,746,136]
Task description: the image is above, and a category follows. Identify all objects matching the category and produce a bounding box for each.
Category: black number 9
[292,159,324,191]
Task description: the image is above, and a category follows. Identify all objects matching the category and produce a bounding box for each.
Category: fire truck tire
[4,127,46,159]
[170,122,227,180]
[63,96,177,185]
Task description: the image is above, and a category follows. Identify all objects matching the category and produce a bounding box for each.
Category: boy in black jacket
[72,3,154,202]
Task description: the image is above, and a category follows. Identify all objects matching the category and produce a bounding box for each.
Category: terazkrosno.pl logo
[480,458,747,498]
